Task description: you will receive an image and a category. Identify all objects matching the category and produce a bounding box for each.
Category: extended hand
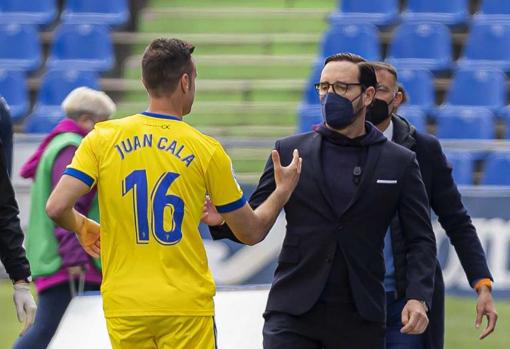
[475,286,497,339]
[13,282,37,336]
[77,217,101,258]
[272,149,302,202]
[401,299,429,335]
[201,195,224,226]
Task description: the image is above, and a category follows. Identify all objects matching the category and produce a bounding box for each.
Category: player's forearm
[46,202,86,234]
[226,188,287,245]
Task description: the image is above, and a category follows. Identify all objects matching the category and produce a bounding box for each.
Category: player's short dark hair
[142,38,195,97]
[323,52,377,91]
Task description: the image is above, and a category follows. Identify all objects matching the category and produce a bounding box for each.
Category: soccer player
[45,38,302,349]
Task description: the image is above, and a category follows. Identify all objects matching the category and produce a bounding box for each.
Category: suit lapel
[342,142,384,215]
[307,132,337,215]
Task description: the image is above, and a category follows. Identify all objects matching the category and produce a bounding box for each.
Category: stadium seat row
[321,21,510,74]
[0,23,114,74]
[305,65,510,118]
[0,69,98,126]
[0,0,129,27]
[331,0,510,27]
[445,151,510,186]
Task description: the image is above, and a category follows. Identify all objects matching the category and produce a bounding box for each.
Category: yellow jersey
[65,112,245,318]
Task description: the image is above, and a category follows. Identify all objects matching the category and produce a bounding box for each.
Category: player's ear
[181,73,190,93]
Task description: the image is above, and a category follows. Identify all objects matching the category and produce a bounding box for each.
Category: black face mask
[366,98,393,126]
[321,92,363,129]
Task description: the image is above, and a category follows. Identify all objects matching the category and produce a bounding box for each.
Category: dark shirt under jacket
[316,125,372,304]
[0,141,31,282]
[390,114,493,349]
[211,122,437,325]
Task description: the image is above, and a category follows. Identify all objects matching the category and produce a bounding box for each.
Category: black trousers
[263,301,385,349]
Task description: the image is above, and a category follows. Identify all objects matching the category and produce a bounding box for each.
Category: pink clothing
[20,118,87,179]
[22,118,102,292]
[34,263,102,293]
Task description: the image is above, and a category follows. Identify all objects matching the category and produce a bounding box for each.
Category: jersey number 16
[123,169,184,245]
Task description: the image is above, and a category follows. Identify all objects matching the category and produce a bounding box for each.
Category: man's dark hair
[369,61,398,81]
[323,52,377,90]
[142,38,195,97]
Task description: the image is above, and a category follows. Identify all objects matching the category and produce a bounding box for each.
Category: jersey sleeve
[205,145,246,213]
[64,129,101,188]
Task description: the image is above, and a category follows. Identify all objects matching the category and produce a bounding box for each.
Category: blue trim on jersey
[141,111,182,121]
[64,168,94,187]
[216,195,247,213]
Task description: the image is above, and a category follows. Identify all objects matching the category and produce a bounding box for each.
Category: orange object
[474,278,493,292]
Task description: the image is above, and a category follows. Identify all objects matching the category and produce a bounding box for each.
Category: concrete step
[142,7,330,18]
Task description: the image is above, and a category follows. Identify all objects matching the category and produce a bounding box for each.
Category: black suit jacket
[211,130,437,323]
[0,140,31,282]
[390,115,492,349]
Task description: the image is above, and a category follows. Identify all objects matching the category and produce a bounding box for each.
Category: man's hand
[401,299,429,335]
[201,196,224,226]
[272,149,302,203]
[13,282,37,336]
[77,217,100,258]
[475,285,498,339]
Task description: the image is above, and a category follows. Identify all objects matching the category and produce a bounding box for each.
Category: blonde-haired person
[13,87,115,349]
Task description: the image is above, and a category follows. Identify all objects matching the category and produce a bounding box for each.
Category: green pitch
[0,281,508,348]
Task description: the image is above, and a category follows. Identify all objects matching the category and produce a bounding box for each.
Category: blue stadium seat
[47,24,114,73]
[475,0,510,23]
[398,68,435,113]
[481,152,510,185]
[62,0,129,27]
[329,0,399,27]
[303,59,323,105]
[0,70,28,121]
[443,68,506,114]
[457,22,510,72]
[0,24,41,72]
[436,106,494,139]
[24,107,65,134]
[396,106,427,133]
[321,23,381,60]
[386,22,453,73]
[443,151,474,185]
[0,0,56,27]
[402,0,469,27]
[36,70,99,110]
[298,103,322,133]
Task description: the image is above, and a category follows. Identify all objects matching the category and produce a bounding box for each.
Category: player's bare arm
[46,175,101,257]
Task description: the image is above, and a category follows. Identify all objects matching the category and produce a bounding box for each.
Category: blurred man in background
[365,61,497,349]
[0,138,37,337]
[45,38,301,349]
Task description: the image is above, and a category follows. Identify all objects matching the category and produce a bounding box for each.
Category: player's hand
[475,285,497,339]
[13,282,37,336]
[77,217,101,258]
[272,149,302,202]
[201,196,224,226]
[401,299,429,335]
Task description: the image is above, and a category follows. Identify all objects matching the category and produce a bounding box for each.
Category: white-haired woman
[13,87,115,349]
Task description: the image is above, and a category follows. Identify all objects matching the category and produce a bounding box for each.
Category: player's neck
[146,99,183,119]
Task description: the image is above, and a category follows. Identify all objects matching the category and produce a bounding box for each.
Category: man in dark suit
[203,53,437,349]
[366,62,497,349]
